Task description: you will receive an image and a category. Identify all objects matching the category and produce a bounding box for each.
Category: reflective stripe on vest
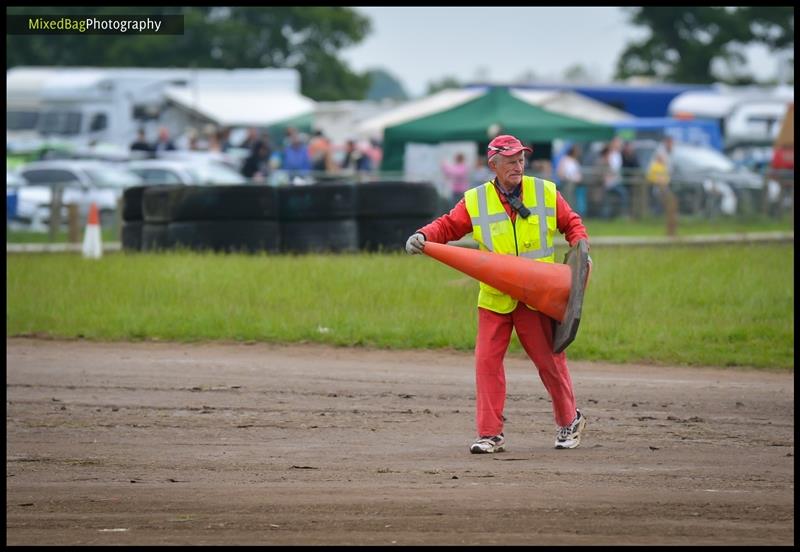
[469,184,507,253]
[464,176,558,313]
[519,177,556,260]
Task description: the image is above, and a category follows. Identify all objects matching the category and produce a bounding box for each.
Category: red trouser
[475,303,577,436]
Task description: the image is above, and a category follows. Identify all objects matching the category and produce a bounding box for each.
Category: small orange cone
[423,242,571,321]
[81,202,102,259]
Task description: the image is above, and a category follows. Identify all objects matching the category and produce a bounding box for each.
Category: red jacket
[417,181,589,247]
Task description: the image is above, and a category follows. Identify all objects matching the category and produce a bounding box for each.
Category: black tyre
[142,222,171,251]
[280,219,358,253]
[358,216,437,252]
[279,182,356,221]
[171,185,279,222]
[356,181,439,218]
[121,220,143,251]
[142,186,184,223]
[122,185,149,222]
[167,220,280,253]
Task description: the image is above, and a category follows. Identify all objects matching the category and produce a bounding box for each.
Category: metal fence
[6,167,795,243]
[548,166,794,221]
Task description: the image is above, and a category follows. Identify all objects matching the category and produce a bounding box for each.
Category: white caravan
[6,66,314,152]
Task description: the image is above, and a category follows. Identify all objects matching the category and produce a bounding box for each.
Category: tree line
[7,7,794,101]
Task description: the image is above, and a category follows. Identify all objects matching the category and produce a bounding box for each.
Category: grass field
[6,243,794,370]
[583,214,793,237]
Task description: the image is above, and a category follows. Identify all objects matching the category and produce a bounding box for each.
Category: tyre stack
[121,185,149,251]
[142,186,183,251]
[356,181,441,252]
[167,185,280,253]
[278,182,358,253]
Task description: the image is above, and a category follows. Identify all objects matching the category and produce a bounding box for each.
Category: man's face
[490,151,525,187]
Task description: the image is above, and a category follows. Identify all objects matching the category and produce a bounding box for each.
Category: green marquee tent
[381,87,616,171]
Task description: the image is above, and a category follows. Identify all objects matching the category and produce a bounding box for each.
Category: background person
[441,152,471,204]
[218,127,233,152]
[239,127,260,151]
[648,136,675,215]
[405,134,589,454]
[308,130,332,172]
[621,140,640,212]
[556,144,585,216]
[241,139,272,181]
[153,126,176,154]
[130,128,153,157]
[282,131,312,180]
[597,142,629,219]
[646,150,671,214]
[340,139,372,173]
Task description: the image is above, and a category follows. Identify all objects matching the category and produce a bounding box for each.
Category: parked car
[125,159,248,186]
[154,149,248,172]
[727,143,774,175]
[666,142,768,215]
[7,170,30,226]
[15,159,143,229]
[581,139,768,215]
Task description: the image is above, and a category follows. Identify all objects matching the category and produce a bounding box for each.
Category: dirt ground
[6,337,794,545]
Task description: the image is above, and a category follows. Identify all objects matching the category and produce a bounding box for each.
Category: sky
[341,7,785,98]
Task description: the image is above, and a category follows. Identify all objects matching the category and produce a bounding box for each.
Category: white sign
[403,141,477,197]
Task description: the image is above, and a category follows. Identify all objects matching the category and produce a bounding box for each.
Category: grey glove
[405,232,426,255]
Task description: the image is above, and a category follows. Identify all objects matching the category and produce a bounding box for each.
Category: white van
[7,66,314,153]
[668,85,793,152]
[7,67,53,147]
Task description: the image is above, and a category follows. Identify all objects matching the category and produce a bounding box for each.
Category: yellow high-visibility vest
[464,176,557,313]
[646,159,670,186]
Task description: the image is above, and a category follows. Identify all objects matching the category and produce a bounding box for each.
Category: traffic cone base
[552,239,591,353]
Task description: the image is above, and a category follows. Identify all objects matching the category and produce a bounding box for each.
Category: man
[600,136,629,219]
[241,140,272,181]
[405,135,589,454]
[153,126,176,154]
[341,139,372,173]
[647,136,675,215]
[654,136,674,174]
[308,130,331,172]
[282,131,312,178]
[239,127,260,151]
[555,144,584,215]
[130,128,153,157]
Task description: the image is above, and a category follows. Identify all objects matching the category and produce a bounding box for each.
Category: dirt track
[6,338,794,545]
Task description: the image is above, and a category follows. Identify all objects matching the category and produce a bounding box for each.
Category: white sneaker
[469,433,506,454]
[555,410,587,449]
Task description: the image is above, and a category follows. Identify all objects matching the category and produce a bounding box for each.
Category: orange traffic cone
[81,202,102,259]
[423,241,572,322]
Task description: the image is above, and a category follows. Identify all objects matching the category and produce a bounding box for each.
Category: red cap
[487,135,532,159]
